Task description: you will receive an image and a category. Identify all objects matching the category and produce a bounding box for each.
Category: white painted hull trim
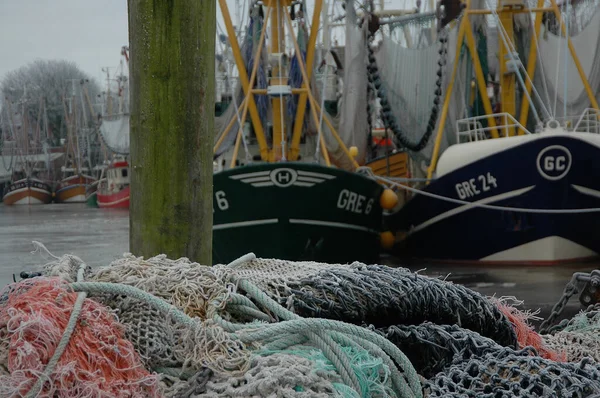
[481,236,598,263]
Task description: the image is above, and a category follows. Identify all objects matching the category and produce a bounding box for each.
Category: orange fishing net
[0,277,162,397]
[494,298,566,362]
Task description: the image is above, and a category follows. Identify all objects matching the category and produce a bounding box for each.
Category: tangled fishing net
[4,243,600,398]
[492,297,565,361]
[424,347,600,397]
[0,277,160,397]
[543,304,600,363]
[261,262,517,347]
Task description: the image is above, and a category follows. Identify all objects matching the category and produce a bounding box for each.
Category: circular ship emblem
[270,168,298,187]
[536,145,572,181]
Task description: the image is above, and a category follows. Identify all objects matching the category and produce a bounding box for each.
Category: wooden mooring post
[128,0,215,264]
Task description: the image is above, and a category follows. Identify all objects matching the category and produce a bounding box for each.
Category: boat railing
[456,113,532,143]
[535,109,600,134]
[573,108,600,134]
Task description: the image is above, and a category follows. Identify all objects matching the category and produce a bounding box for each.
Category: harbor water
[0,203,595,324]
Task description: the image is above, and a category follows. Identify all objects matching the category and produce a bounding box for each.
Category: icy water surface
[0,203,596,323]
[0,203,128,286]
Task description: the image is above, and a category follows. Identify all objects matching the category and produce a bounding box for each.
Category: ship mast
[216,0,358,167]
[269,0,287,161]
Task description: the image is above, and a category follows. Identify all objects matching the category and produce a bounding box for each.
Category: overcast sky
[0,0,415,85]
[0,0,128,84]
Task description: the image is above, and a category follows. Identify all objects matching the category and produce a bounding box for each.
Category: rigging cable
[315,0,338,163]
[483,0,550,122]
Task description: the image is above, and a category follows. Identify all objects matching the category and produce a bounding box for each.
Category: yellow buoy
[349,146,358,158]
[380,231,395,250]
[380,188,398,210]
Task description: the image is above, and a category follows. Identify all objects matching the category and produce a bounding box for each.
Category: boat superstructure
[381,0,600,263]
[96,46,131,209]
[212,0,399,264]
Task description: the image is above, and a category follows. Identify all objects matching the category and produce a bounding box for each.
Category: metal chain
[539,281,579,334]
[366,25,376,160]
[366,25,449,152]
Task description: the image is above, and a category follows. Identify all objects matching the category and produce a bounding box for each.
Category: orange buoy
[380,188,398,210]
[380,231,395,250]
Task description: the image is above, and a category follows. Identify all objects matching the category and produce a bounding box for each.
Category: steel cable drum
[265,264,517,348]
[424,348,600,397]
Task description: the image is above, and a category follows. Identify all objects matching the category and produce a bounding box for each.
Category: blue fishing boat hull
[384,132,600,264]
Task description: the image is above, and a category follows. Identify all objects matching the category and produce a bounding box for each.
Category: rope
[366,169,600,213]
[25,262,88,397]
[232,277,420,397]
[69,257,423,398]
[70,281,197,328]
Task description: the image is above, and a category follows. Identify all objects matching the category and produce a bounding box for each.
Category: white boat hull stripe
[213,219,279,230]
[230,171,271,179]
[289,219,379,234]
[572,184,600,199]
[410,186,535,234]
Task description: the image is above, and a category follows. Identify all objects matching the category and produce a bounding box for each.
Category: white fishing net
[335,17,369,167]
[532,5,600,120]
[99,114,130,155]
[373,19,467,171]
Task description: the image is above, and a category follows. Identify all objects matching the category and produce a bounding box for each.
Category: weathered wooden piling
[128,0,215,264]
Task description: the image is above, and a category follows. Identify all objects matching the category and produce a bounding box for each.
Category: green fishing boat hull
[85,192,98,207]
[212,163,384,265]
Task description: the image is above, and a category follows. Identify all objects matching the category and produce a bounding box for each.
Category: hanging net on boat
[308,3,372,170]
[99,113,130,155]
[372,15,469,171]
[7,245,600,397]
[334,5,370,167]
[511,0,600,122]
